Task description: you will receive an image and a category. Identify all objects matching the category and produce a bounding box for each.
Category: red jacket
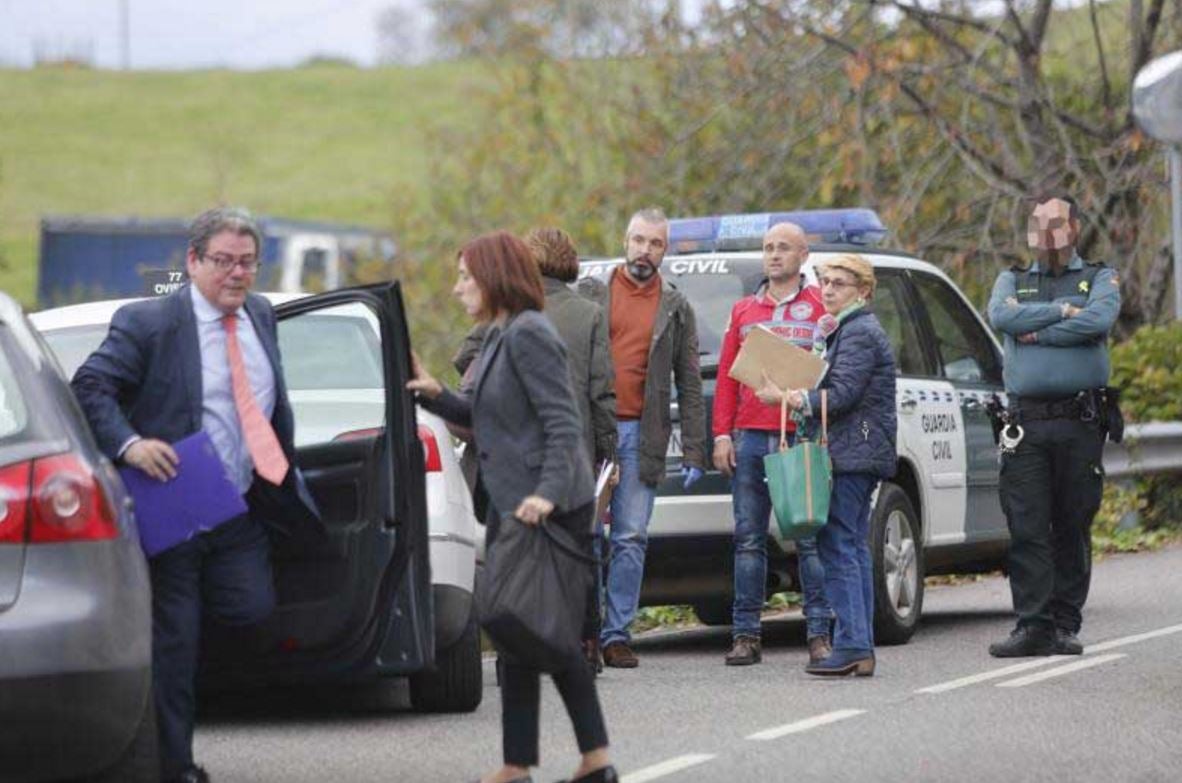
[712,280,825,436]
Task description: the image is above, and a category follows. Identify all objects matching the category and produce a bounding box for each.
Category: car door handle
[900,397,918,413]
[963,397,982,411]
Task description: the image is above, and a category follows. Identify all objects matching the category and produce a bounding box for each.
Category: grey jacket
[577,269,708,486]
[543,277,617,467]
[421,310,594,515]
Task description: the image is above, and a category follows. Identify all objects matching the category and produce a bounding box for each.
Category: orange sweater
[610,269,661,419]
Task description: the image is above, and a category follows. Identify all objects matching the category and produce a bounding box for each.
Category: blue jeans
[817,472,878,653]
[601,420,657,646]
[733,430,832,640]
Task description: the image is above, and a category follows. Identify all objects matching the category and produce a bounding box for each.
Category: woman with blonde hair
[758,253,897,676]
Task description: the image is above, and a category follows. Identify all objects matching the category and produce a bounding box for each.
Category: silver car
[30,287,482,713]
[0,292,156,782]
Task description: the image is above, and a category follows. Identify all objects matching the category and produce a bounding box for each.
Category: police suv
[580,209,1007,644]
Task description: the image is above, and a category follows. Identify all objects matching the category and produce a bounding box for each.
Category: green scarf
[794,300,866,426]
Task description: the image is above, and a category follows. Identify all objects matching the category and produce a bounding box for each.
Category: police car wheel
[871,482,924,645]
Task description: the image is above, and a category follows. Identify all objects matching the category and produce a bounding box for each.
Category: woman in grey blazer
[408,231,617,783]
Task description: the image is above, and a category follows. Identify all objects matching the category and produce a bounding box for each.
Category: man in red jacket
[712,221,834,666]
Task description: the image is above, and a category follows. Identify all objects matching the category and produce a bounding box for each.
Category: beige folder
[728,324,827,392]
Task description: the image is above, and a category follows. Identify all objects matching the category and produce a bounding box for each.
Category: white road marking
[745,709,867,741]
[915,656,1072,694]
[995,653,1127,688]
[917,621,1182,695]
[622,754,716,783]
[1084,622,1182,654]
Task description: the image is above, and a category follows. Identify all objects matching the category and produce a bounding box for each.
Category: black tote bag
[477,512,595,672]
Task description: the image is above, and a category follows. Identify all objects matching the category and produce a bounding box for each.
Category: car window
[276,301,386,447]
[661,261,765,356]
[911,272,1002,384]
[278,306,384,391]
[0,343,29,441]
[38,325,105,379]
[873,272,934,377]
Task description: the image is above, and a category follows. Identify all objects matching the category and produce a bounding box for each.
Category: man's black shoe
[165,765,211,783]
[1054,629,1084,655]
[988,626,1056,658]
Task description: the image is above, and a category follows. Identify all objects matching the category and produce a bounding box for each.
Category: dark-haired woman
[524,226,616,673]
[408,231,617,783]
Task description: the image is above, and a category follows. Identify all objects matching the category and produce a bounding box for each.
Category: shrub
[1109,323,1182,422]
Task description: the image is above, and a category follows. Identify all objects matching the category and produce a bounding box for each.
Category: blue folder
[119,431,248,557]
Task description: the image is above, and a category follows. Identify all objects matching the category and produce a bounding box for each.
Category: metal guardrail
[1103,423,1182,479]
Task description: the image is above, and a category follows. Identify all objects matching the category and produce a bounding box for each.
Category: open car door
[205,282,433,681]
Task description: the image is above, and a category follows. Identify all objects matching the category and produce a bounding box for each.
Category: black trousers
[998,416,1104,633]
[487,503,609,767]
[149,512,274,780]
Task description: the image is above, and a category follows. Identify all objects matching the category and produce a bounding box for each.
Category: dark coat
[805,308,897,478]
[70,284,323,544]
[543,277,616,467]
[422,310,594,516]
[577,270,708,485]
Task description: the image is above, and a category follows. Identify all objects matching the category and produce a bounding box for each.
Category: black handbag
[478,511,595,672]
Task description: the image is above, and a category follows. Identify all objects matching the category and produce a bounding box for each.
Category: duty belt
[1011,392,1097,422]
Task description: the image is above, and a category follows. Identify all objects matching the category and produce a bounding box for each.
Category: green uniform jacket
[987,253,1120,398]
[578,269,708,486]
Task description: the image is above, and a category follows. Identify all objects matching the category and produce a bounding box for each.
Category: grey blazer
[421,310,594,517]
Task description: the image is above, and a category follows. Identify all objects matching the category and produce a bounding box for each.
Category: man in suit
[72,207,322,783]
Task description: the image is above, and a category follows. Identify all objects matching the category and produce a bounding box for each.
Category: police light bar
[667,209,887,253]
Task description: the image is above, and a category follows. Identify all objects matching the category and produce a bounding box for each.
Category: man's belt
[1011,392,1098,422]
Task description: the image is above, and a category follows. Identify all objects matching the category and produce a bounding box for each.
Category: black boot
[988,626,1055,658]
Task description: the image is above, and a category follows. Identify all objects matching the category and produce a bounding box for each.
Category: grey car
[0,292,156,782]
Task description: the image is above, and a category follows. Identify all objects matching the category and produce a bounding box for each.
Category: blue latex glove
[681,465,704,489]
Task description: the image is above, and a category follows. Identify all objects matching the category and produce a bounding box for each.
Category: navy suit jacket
[72,285,323,546]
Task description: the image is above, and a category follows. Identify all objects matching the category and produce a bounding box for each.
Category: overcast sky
[0,0,419,69]
[0,0,709,70]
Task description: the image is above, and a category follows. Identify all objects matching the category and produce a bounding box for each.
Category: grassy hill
[0,60,489,306]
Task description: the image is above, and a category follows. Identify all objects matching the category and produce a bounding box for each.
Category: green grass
[0,61,491,307]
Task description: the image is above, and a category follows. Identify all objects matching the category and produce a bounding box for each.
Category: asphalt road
[195,545,1182,782]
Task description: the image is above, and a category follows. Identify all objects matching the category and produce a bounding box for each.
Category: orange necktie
[222,314,289,486]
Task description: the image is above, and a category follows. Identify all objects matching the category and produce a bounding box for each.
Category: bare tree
[740,0,1179,331]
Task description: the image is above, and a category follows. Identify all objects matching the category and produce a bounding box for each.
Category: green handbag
[764,389,832,541]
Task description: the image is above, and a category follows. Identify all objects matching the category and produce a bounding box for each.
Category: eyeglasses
[203,254,260,273]
[818,276,857,290]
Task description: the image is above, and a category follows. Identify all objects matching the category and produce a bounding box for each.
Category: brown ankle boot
[724,635,762,666]
[807,635,832,664]
[602,642,638,668]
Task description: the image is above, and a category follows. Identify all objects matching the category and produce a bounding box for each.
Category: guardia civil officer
[986,195,1120,658]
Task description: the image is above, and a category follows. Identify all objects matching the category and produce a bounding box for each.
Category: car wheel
[691,599,732,627]
[87,684,158,782]
[409,604,483,713]
[871,481,924,645]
